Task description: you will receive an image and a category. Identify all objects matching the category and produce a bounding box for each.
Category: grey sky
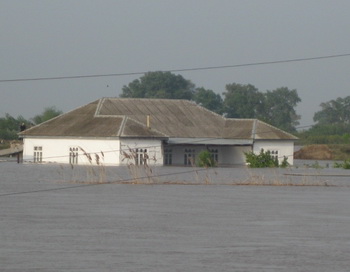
[1,0,350,127]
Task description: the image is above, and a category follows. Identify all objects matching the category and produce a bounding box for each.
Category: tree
[32,106,62,125]
[120,71,195,100]
[262,87,301,132]
[193,87,223,115]
[223,83,301,132]
[223,83,265,118]
[0,114,29,140]
[313,96,350,125]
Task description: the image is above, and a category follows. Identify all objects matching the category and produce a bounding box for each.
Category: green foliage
[223,83,301,133]
[31,106,62,125]
[313,96,350,125]
[261,87,301,133]
[297,123,350,145]
[280,156,290,168]
[197,150,217,167]
[334,160,350,169]
[297,96,350,145]
[0,107,62,140]
[121,76,302,132]
[0,114,29,140]
[245,149,279,168]
[223,83,264,118]
[194,87,223,115]
[120,71,195,100]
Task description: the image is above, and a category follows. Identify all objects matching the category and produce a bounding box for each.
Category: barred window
[184,149,195,166]
[209,149,219,163]
[69,147,79,164]
[270,150,279,160]
[135,148,148,165]
[33,146,43,163]
[164,148,172,165]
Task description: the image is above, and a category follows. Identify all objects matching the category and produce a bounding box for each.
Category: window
[209,149,218,163]
[164,148,172,165]
[270,150,279,161]
[69,147,79,165]
[33,146,43,163]
[184,149,195,166]
[135,148,148,165]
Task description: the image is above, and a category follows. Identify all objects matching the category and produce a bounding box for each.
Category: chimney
[146,114,151,128]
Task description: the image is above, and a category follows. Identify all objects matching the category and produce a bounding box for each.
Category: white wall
[220,146,251,165]
[23,137,294,166]
[165,145,251,166]
[253,140,295,165]
[23,137,120,165]
[120,138,163,166]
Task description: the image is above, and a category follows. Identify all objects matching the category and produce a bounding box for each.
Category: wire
[0,167,209,197]
[1,53,350,83]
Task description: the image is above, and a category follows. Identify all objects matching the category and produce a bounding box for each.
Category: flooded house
[19,98,297,166]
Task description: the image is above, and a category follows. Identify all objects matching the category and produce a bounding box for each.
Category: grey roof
[20,98,298,141]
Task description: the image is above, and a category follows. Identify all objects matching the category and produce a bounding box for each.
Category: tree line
[0,107,62,140]
[121,71,301,132]
[1,71,349,144]
[120,71,350,143]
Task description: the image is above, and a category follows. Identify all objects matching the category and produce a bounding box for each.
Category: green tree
[193,87,223,115]
[0,114,29,140]
[31,106,62,125]
[262,87,301,132]
[297,96,350,144]
[223,83,301,132]
[120,71,195,100]
[313,96,350,125]
[223,83,265,118]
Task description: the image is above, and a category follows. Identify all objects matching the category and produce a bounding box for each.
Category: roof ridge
[255,119,298,140]
[122,116,169,138]
[106,97,189,102]
[19,99,101,136]
[117,116,128,136]
[95,98,105,116]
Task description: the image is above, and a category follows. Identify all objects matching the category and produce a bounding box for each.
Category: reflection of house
[19,98,298,166]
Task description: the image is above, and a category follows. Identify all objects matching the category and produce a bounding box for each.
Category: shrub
[280,156,290,168]
[245,149,290,168]
[245,149,279,168]
[197,150,216,168]
[334,160,350,169]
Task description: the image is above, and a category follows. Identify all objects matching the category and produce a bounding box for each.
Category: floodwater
[1,161,350,271]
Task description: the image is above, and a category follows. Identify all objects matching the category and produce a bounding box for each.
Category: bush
[197,150,216,168]
[334,160,350,169]
[245,149,278,168]
[280,156,289,168]
[245,149,289,168]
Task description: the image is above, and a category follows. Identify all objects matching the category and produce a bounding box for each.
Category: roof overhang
[167,138,253,145]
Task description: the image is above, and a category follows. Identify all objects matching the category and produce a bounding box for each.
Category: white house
[19,98,298,166]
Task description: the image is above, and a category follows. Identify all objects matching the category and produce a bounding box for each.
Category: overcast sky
[1,0,350,127]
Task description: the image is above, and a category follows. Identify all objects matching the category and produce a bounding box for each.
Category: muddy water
[1,162,350,271]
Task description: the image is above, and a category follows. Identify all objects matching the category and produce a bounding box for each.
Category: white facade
[164,145,251,166]
[23,137,164,166]
[120,138,163,166]
[253,140,294,165]
[23,137,120,165]
[23,137,295,166]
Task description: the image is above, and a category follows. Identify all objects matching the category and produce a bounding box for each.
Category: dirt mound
[294,144,333,160]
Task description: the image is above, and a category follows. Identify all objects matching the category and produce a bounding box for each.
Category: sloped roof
[20,98,298,141]
[223,119,298,140]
